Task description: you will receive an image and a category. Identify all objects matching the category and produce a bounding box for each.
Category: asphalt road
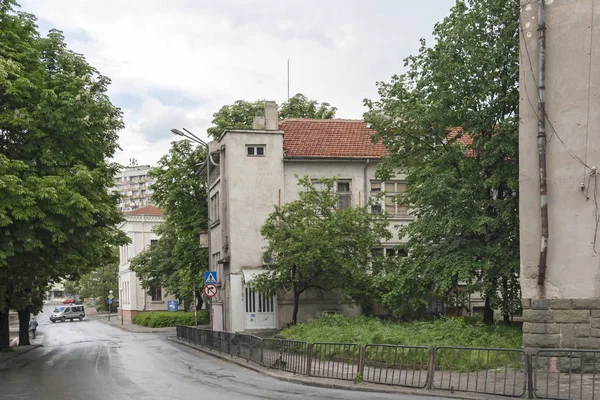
[0,306,445,400]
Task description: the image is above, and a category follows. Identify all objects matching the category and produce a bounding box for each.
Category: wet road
[1,306,444,400]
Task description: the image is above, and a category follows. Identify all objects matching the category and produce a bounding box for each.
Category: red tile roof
[280,119,387,158]
[126,205,163,216]
[447,127,475,156]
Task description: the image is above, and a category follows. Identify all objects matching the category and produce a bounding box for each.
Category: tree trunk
[483,297,494,325]
[292,291,301,326]
[503,312,510,325]
[18,309,30,346]
[0,311,9,349]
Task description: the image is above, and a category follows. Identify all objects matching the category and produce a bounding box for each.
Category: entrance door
[244,287,275,329]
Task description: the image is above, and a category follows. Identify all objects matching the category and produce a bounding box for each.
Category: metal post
[357,345,365,382]
[307,343,313,376]
[193,280,198,328]
[527,352,534,399]
[427,348,436,389]
[108,302,111,322]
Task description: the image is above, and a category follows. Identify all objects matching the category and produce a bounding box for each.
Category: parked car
[63,298,75,304]
[74,298,83,305]
[50,305,85,322]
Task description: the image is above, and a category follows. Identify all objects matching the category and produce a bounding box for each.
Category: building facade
[117,205,177,322]
[113,165,156,212]
[520,1,600,349]
[205,102,411,333]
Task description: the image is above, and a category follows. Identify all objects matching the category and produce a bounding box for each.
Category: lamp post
[171,128,214,329]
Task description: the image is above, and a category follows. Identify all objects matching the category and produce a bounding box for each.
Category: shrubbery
[133,311,210,327]
[281,314,522,348]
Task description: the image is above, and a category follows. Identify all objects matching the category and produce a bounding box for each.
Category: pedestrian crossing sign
[204,271,218,285]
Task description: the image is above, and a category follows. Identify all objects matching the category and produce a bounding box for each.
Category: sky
[19,0,456,167]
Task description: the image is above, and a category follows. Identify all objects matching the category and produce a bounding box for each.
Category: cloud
[20,0,455,166]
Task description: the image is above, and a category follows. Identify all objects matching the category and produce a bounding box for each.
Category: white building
[113,165,156,212]
[117,205,177,322]
[205,101,411,333]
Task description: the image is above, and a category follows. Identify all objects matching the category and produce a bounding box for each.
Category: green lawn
[280,314,522,348]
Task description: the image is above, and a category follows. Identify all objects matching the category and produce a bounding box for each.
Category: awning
[241,268,268,284]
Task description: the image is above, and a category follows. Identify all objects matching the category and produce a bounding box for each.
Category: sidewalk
[97,315,180,333]
[169,337,515,400]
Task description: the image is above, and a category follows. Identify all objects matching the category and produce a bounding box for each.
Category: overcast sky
[20,0,455,167]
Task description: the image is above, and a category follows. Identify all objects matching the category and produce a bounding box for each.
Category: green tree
[130,140,207,309]
[65,256,119,312]
[254,176,391,325]
[364,0,520,324]
[0,1,127,347]
[206,93,337,139]
[279,93,337,120]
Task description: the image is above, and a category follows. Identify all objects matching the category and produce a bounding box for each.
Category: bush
[132,311,210,328]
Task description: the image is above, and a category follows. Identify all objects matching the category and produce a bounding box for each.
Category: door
[244,287,275,329]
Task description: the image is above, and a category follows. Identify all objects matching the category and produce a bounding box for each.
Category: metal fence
[175,326,600,398]
[534,349,599,400]
[432,346,527,398]
[363,344,430,388]
[311,342,360,381]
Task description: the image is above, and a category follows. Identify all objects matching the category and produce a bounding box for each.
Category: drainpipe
[537,0,548,286]
[364,159,370,206]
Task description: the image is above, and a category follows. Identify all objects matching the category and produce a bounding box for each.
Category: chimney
[264,101,278,130]
[252,116,266,130]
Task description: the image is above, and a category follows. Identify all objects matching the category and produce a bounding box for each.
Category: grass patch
[133,311,210,328]
[281,314,523,371]
[281,314,522,348]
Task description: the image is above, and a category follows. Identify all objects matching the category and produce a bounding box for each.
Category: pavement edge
[167,336,506,400]
[0,344,43,365]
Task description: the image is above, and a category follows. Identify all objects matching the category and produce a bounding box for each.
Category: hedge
[133,311,210,327]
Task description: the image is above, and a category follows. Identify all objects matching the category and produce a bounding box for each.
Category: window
[210,192,220,223]
[150,286,162,301]
[246,145,266,156]
[371,180,407,216]
[150,240,158,248]
[311,179,352,210]
[337,181,351,210]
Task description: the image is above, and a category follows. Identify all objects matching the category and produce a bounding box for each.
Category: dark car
[75,298,83,305]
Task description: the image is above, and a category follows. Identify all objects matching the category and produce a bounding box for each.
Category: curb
[0,344,43,365]
[98,318,176,334]
[168,337,507,400]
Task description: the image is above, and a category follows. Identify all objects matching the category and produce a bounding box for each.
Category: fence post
[306,344,313,376]
[357,345,365,382]
[527,352,534,399]
[427,347,436,389]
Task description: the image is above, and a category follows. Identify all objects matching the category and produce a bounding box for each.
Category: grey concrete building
[520,0,600,349]
[113,165,156,212]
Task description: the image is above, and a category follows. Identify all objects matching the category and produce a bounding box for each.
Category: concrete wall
[222,130,285,272]
[283,160,410,243]
[520,0,600,349]
[118,215,176,316]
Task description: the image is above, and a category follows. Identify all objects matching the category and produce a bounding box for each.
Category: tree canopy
[206,93,337,139]
[0,1,127,347]
[130,140,208,309]
[364,0,520,323]
[254,176,391,325]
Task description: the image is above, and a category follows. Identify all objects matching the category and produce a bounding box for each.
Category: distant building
[117,205,177,322]
[113,164,156,212]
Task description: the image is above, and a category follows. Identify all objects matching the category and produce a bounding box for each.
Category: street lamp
[171,128,215,329]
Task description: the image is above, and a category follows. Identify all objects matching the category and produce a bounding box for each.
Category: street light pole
[171,128,215,329]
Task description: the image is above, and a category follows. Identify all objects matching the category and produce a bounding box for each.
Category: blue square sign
[204,271,218,285]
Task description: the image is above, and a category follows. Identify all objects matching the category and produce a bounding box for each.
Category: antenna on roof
[287,58,290,101]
